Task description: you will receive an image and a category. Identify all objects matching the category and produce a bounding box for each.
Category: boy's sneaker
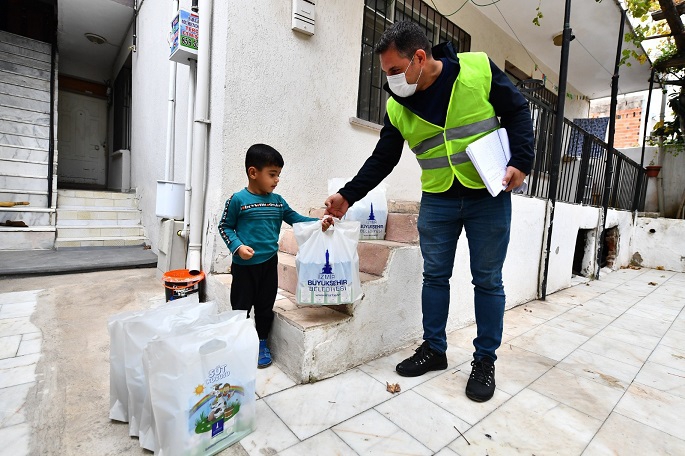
[396,341,448,377]
[465,357,495,402]
[258,339,272,369]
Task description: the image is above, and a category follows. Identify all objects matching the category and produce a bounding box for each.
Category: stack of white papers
[464,128,527,197]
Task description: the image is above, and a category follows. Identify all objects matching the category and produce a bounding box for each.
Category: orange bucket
[162,269,206,301]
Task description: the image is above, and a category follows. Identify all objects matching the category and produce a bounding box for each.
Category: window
[357,0,471,125]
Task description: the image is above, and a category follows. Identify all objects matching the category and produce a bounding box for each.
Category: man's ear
[415,49,427,65]
[247,166,258,179]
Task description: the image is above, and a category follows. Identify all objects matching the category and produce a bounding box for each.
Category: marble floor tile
[15,338,40,357]
[598,324,661,351]
[555,306,615,330]
[544,316,603,338]
[543,287,600,306]
[633,360,685,399]
[672,316,685,333]
[358,344,448,392]
[648,343,685,373]
[0,382,34,427]
[446,326,479,351]
[583,412,685,456]
[491,343,556,396]
[0,423,29,456]
[434,448,459,456]
[0,335,20,360]
[448,389,602,456]
[508,324,588,361]
[578,298,631,318]
[0,302,36,320]
[581,334,652,367]
[516,299,574,320]
[660,328,685,350]
[0,318,39,338]
[278,430,356,456]
[255,363,296,398]
[375,390,470,453]
[239,399,299,456]
[529,367,625,420]
[413,363,512,426]
[263,368,390,440]
[0,290,40,306]
[0,353,40,370]
[332,409,432,455]
[501,307,546,337]
[614,383,685,439]
[593,289,643,307]
[626,305,679,323]
[556,349,640,390]
[0,364,36,389]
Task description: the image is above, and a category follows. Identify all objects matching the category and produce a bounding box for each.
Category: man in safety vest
[325,21,534,402]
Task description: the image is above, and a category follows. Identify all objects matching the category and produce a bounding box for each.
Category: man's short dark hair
[374,21,432,59]
[245,143,284,175]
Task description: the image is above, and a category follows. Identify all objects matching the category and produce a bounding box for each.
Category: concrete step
[0,132,49,150]
[56,208,140,226]
[0,226,55,250]
[0,82,50,103]
[0,42,51,63]
[0,189,48,206]
[0,31,51,55]
[0,173,48,191]
[0,50,51,72]
[56,225,144,239]
[55,235,148,248]
[57,190,139,209]
[0,119,50,139]
[0,104,50,125]
[0,158,48,177]
[0,207,54,226]
[0,93,50,113]
[0,69,50,92]
[0,144,49,162]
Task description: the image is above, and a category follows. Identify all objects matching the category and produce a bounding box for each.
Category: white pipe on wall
[164,0,180,181]
[187,0,212,274]
[181,58,197,238]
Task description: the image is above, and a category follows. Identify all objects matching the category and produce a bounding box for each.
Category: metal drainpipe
[657,88,667,216]
[187,0,212,274]
[180,58,197,239]
[164,0,180,181]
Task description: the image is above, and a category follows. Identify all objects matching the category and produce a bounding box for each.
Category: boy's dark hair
[245,143,284,175]
[374,21,432,59]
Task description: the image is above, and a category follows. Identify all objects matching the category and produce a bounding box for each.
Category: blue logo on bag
[321,249,333,274]
[212,418,224,437]
[368,203,376,221]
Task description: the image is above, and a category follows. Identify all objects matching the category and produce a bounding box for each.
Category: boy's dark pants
[230,254,278,340]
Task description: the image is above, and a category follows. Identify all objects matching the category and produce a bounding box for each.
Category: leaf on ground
[656,266,665,270]
[386,382,401,394]
[648,282,658,286]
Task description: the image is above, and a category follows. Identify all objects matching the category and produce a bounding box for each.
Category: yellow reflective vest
[386,52,499,192]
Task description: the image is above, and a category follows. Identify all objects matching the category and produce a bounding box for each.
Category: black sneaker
[396,341,448,377]
[465,358,496,402]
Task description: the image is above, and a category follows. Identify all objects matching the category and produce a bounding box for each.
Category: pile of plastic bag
[108,294,258,455]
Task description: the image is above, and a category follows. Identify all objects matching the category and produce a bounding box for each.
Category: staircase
[55,189,148,248]
[206,201,426,383]
[0,30,56,250]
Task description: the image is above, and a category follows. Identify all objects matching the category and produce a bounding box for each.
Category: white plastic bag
[328,177,388,240]
[108,293,200,422]
[138,310,247,453]
[293,219,362,304]
[123,300,218,436]
[147,315,258,456]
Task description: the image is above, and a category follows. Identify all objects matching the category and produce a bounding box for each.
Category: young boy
[218,143,331,368]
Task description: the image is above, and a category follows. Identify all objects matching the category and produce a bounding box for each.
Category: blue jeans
[417,191,511,361]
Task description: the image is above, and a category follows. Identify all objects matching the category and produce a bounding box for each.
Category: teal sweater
[218,188,317,265]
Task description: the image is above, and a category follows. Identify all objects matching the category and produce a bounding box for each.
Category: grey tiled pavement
[1,267,684,455]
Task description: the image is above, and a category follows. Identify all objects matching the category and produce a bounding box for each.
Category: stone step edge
[0,188,48,195]
[0,226,55,232]
[55,235,148,242]
[0,207,54,213]
[56,224,145,229]
[56,207,139,212]
[0,102,49,115]
[0,143,49,152]
[0,49,51,68]
[0,31,52,54]
[0,157,48,165]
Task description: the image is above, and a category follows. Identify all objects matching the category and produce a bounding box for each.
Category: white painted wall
[631,217,685,272]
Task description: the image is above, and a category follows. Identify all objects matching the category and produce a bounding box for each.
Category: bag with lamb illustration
[328,177,388,240]
[293,219,362,305]
[147,314,258,456]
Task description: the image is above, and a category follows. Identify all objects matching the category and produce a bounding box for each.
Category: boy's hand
[324,193,349,218]
[321,216,334,232]
[236,245,254,260]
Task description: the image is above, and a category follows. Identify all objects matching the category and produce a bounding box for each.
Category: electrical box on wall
[292,0,315,36]
[169,9,199,64]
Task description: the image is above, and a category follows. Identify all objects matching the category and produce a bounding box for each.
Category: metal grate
[357,0,471,125]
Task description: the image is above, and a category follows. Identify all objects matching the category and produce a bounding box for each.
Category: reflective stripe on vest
[411,116,500,170]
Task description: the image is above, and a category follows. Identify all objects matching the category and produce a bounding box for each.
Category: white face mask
[386,54,423,98]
